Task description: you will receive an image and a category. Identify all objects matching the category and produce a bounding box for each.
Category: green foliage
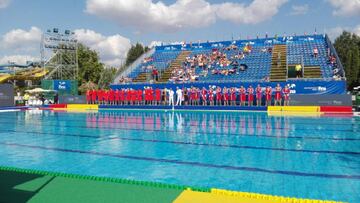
[98,67,117,89]
[76,43,149,92]
[334,31,360,90]
[125,43,148,66]
[77,43,104,84]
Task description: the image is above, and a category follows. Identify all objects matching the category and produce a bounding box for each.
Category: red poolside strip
[320,106,352,113]
[49,104,67,108]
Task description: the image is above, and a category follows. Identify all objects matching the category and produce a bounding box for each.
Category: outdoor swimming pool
[0,110,359,202]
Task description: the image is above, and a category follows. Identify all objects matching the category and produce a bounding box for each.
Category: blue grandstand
[115,34,344,85]
[112,34,346,95]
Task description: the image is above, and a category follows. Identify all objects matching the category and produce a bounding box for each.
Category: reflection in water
[84,111,293,138]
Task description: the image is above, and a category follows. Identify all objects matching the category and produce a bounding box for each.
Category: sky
[0,0,359,67]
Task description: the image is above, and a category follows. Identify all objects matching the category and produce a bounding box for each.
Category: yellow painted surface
[209,189,345,203]
[268,111,323,117]
[0,74,12,83]
[67,104,99,110]
[267,106,283,111]
[173,190,280,203]
[268,106,320,112]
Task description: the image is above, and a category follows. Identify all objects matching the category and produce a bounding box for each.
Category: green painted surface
[14,176,54,192]
[0,168,183,203]
[28,177,183,203]
[0,170,45,203]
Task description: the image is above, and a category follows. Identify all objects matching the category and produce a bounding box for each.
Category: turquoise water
[0,110,359,202]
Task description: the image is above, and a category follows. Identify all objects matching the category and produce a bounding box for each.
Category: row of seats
[122,35,341,83]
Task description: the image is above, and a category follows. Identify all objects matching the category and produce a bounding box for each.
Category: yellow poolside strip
[173,190,279,203]
[268,106,320,112]
[173,189,345,203]
[268,111,323,117]
[66,104,99,110]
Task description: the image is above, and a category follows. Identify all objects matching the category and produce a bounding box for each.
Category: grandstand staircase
[133,72,151,83]
[303,66,322,78]
[158,51,192,83]
[269,45,287,82]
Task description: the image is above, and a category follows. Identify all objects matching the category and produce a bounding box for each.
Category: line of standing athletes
[86,83,290,106]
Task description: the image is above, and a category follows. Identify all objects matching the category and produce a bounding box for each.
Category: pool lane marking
[1,114,359,130]
[1,141,359,180]
[1,113,359,129]
[0,121,359,142]
[1,129,359,156]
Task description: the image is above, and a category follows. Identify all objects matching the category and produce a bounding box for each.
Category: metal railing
[113,48,156,84]
[325,34,346,79]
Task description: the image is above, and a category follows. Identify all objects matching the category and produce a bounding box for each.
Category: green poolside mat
[28,177,183,203]
[0,170,48,203]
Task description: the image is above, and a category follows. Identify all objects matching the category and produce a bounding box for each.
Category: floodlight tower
[41,28,78,80]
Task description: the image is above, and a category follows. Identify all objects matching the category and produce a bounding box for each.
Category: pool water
[0,110,359,202]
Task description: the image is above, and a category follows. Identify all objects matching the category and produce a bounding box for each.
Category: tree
[125,43,148,66]
[77,43,104,84]
[352,47,360,83]
[334,31,360,89]
[98,67,116,89]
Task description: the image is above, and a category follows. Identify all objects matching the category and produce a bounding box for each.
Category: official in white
[176,87,183,106]
[168,88,175,106]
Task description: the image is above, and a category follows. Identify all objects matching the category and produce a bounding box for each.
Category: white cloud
[0,55,38,65]
[290,4,308,15]
[74,29,131,66]
[86,0,288,32]
[0,0,10,9]
[215,0,288,24]
[1,27,42,52]
[0,27,132,67]
[327,0,360,16]
[148,41,163,48]
[327,24,360,40]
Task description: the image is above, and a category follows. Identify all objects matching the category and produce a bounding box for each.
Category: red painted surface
[320,106,352,113]
[49,104,67,108]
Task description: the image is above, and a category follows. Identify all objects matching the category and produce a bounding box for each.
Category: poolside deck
[0,167,345,203]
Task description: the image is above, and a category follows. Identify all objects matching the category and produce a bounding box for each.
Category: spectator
[313,47,318,57]
[152,67,159,81]
[295,64,302,78]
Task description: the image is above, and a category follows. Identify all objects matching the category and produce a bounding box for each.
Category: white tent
[25,88,57,94]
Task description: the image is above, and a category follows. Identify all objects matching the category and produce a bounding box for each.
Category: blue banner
[53,80,71,92]
[155,35,325,51]
[110,80,346,95]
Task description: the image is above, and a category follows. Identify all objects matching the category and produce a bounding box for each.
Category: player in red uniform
[103,90,109,105]
[201,87,207,106]
[114,89,120,105]
[247,85,254,106]
[274,83,282,106]
[223,87,229,106]
[190,87,195,105]
[155,88,161,105]
[230,87,236,106]
[86,90,91,104]
[239,86,246,106]
[256,84,262,106]
[209,87,214,106]
[91,89,97,104]
[283,85,290,106]
[196,88,201,106]
[138,89,143,105]
[149,88,154,105]
[108,89,115,105]
[125,89,131,105]
[216,87,222,106]
[97,89,102,104]
[119,89,125,105]
[265,86,272,106]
